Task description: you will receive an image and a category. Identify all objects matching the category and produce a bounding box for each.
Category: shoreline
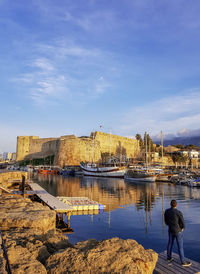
[0,171,158,273]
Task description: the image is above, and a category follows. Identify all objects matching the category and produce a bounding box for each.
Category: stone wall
[94,131,140,161]
[0,171,27,184]
[16,132,139,167]
[28,138,59,158]
[55,135,101,167]
[16,136,39,161]
[16,136,59,161]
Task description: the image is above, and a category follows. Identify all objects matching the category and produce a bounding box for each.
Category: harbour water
[33,174,200,262]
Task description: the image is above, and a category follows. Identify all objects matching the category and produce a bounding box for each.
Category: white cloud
[33,58,54,71]
[117,90,200,137]
[13,38,113,106]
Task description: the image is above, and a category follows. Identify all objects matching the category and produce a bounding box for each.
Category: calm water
[33,174,200,262]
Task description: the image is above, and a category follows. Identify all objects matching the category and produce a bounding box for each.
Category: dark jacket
[164,207,185,235]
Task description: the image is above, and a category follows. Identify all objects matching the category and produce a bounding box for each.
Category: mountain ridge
[154,135,200,147]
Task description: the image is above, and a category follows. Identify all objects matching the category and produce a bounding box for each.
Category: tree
[135,134,144,148]
[172,152,189,164]
[174,144,185,149]
[143,132,155,152]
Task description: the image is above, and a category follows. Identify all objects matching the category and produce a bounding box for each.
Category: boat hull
[124,175,156,182]
[80,163,126,178]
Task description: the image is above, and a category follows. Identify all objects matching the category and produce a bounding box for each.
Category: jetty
[28,182,105,230]
[155,251,200,274]
[57,196,105,211]
[28,182,73,212]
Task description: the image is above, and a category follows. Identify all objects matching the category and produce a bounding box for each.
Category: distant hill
[155,136,200,147]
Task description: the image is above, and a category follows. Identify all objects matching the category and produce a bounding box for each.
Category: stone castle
[16,132,140,167]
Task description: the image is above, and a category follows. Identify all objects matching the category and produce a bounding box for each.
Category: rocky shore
[0,172,158,273]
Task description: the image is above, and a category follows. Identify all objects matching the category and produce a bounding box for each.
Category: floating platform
[155,251,200,274]
[57,196,105,211]
[28,182,73,213]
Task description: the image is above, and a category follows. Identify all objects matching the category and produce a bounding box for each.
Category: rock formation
[46,237,158,274]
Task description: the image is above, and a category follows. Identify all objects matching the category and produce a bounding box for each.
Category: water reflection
[33,174,200,262]
[34,174,159,212]
[33,174,200,213]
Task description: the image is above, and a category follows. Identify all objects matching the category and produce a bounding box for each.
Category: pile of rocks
[0,193,158,273]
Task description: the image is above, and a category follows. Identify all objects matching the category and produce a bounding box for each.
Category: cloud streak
[13,39,114,106]
[117,90,200,137]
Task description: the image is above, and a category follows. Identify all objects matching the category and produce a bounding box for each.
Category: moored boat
[124,168,156,182]
[80,162,126,178]
[38,166,59,175]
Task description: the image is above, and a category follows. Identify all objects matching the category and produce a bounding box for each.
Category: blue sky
[1,0,200,152]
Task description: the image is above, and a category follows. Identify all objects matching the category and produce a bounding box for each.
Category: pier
[28,182,73,212]
[155,251,200,274]
[28,182,105,230]
[57,196,105,211]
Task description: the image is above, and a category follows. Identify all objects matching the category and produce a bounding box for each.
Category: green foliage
[135,133,144,147]
[18,155,55,166]
[172,153,189,163]
[143,132,155,152]
[185,144,199,150]
[174,144,185,149]
[101,152,113,163]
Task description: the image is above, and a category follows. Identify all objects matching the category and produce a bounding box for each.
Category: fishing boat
[37,166,59,175]
[80,162,126,178]
[124,168,156,182]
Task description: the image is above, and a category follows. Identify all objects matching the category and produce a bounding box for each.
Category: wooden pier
[155,251,200,274]
[28,182,73,212]
[28,182,73,231]
[28,182,105,231]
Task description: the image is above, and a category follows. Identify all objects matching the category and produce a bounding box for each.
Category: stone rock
[0,196,55,233]
[1,227,72,273]
[46,237,158,274]
[11,260,47,274]
[0,249,7,274]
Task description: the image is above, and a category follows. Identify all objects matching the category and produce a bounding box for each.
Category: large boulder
[0,196,55,232]
[3,228,72,274]
[46,237,158,274]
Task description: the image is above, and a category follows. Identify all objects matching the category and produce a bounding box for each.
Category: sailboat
[80,162,126,178]
[80,131,126,178]
[124,132,156,182]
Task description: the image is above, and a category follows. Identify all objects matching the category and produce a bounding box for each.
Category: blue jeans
[167,231,185,263]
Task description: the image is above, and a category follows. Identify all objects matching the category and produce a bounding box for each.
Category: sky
[1,0,200,152]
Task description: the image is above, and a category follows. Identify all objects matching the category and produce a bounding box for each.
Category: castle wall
[94,131,140,161]
[16,136,59,161]
[29,138,59,158]
[16,132,139,167]
[55,135,101,167]
[16,136,39,161]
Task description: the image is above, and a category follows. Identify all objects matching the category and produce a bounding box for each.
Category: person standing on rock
[164,199,191,267]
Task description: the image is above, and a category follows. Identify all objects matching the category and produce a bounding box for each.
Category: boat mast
[92,131,95,163]
[161,131,164,165]
[109,129,112,163]
[145,132,148,170]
